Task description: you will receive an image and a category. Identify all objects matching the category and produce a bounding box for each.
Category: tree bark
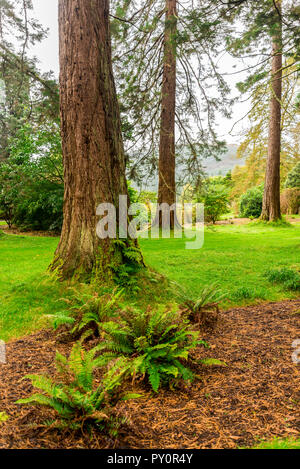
[50,0,144,280]
[154,0,180,229]
[261,1,282,221]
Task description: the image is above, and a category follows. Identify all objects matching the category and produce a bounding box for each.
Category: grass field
[0,223,299,341]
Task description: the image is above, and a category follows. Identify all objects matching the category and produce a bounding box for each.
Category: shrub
[0,123,64,232]
[285,162,300,189]
[17,341,135,434]
[239,186,263,218]
[280,188,300,215]
[127,183,154,228]
[200,184,230,224]
[13,179,63,232]
[98,307,206,392]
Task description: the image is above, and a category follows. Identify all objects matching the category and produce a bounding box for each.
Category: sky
[31,0,59,77]
[29,0,250,145]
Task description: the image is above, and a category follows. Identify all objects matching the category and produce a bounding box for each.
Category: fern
[45,311,76,330]
[17,341,138,433]
[98,307,207,392]
[174,282,226,327]
[46,288,123,341]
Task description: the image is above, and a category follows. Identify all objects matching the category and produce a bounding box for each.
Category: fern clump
[109,239,145,291]
[47,288,123,340]
[176,283,226,329]
[17,341,136,434]
[98,307,206,392]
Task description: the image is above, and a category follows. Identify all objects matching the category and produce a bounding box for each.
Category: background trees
[0,0,61,230]
[222,0,300,220]
[0,0,299,241]
[0,0,59,161]
[111,0,231,205]
[230,66,300,207]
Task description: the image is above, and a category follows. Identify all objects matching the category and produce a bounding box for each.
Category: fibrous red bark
[50,0,143,279]
[261,1,282,221]
[154,0,180,229]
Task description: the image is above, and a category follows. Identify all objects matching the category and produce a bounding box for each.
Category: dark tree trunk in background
[155,0,179,229]
[50,0,144,279]
[261,1,282,221]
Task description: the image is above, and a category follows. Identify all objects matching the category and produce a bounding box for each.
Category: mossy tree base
[51,0,145,282]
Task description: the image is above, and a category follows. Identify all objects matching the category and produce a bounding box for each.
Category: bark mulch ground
[0,299,299,449]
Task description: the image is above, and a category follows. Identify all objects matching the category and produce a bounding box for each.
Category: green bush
[198,182,230,224]
[127,182,153,228]
[97,307,206,392]
[239,186,263,218]
[285,162,300,189]
[13,179,63,232]
[0,123,63,232]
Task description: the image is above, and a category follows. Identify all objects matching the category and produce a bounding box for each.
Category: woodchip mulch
[0,299,299,449]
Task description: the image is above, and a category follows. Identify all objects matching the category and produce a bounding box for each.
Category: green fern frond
[98,306,205,392]
[147,363,160,392]
[45,312,76,330]
[17,341,138,434]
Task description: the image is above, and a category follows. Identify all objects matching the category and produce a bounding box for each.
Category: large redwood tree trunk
[50,0,143,279]
[155,0,179,229]
[261,1,282,221]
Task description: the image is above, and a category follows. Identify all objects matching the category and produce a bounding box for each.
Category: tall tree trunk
[261,1,282,221]
[155,0,179,229]
[50,0,144,280]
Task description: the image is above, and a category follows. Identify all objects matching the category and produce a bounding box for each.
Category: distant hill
[132,144,245,192]
[203,144,245,176]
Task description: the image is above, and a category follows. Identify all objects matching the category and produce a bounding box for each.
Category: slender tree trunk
[261,1,282,221]
[155,0,179,229]
[50,0,144,280]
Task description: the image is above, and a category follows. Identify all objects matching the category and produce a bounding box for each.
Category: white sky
[31,0,59,76]
[29,0,250,145]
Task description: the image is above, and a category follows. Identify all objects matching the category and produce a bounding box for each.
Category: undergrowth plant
[175,283,226,328]
[17,341,138,434]
[46,288,123,339]
[109,239,144,292]
[97,307,207,392]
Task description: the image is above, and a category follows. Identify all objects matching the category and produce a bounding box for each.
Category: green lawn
[0,223,299,341]
[250,437,300,449]
[141,224,300,306]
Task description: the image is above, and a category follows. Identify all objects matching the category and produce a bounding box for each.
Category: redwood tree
[50,0,144,279]
[155,0,179,229]
[261,0,282,221]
